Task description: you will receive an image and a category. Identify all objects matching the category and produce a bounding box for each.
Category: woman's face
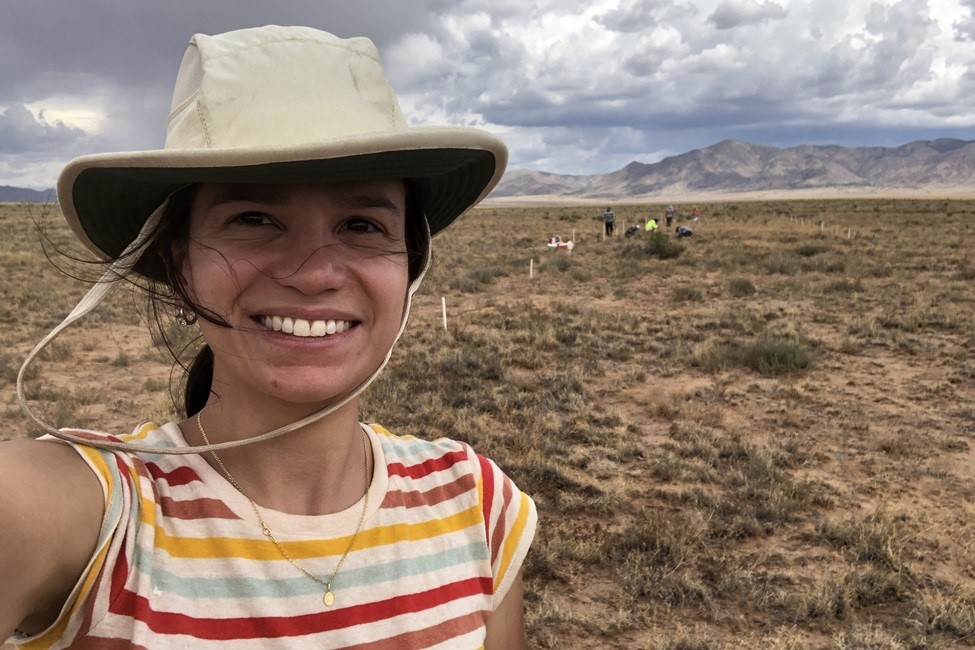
[180,179,410,410]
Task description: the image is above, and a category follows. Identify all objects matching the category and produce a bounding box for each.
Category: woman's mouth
[259,315,355,337]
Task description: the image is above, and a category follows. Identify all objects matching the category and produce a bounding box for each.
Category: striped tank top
[10,422,536,648]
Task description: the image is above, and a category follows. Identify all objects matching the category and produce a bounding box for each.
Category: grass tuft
[625,230,685,260]
[697,337,813,376]
[728,277,756,297]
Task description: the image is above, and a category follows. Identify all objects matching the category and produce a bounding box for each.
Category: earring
[176,306,198,326]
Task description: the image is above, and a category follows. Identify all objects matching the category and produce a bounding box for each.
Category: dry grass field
[1,197,974,648]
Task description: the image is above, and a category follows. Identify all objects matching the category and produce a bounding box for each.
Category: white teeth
[260,315,353,338]
[293,319,311,337]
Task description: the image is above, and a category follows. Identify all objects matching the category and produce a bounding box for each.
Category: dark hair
[148,180,430,417]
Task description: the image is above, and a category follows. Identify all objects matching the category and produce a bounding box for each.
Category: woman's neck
[179,397,371,516]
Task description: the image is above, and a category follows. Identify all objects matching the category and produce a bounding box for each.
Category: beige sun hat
[57,24,507,281]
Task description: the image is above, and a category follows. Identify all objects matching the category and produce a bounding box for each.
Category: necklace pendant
[323,590,335,606]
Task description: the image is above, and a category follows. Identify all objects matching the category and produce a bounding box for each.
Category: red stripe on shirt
[158,495,241,520]
[352,610,487,650]
[386,449,467,479]
[381,472,476,510]
[490,474,513,567]
[109,458,132,605]
[107,577,494,639]
[145,462,204,487]
[478,453,495,543]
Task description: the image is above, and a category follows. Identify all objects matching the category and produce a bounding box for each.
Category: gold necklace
[196,412,370,607]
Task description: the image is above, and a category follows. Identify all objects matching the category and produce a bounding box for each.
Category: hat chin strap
[17,204,432,456]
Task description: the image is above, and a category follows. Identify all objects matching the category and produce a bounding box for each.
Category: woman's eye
[233,212,275,227]
[345,218,381,234]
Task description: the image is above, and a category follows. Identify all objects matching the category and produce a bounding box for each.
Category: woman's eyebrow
[204,186,289,208]
[202,189,402,213]
[333,194,402,213]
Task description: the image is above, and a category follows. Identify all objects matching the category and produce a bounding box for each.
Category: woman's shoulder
[0,422,171,520]
[367,422,470,451]
[0,437,105,631]
[0,436,104,495]
[44,421,184,459]
[365,422,481,477]
[0,437,108,518]
[30,422,193,493]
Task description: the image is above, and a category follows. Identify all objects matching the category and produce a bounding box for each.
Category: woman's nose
[270,240,350,295]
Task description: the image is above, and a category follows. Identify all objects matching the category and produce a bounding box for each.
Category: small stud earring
[176,306,198,326]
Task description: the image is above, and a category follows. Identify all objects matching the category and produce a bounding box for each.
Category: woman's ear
[156,238,192,303]
[170,240,189,278]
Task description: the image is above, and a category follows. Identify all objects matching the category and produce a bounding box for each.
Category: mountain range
[2,138,974,203]
[0,185,56,202]
[493,138,975,200]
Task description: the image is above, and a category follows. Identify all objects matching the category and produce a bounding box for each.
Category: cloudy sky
[2,0,974,188]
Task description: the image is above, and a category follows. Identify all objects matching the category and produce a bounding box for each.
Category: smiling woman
[177,180,412,417]
[0,25,535,649]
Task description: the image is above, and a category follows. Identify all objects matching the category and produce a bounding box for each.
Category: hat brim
[58,127,506,281]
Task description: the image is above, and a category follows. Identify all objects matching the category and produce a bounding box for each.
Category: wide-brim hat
[57,25,507,281]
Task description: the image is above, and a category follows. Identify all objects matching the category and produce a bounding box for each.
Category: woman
[1,26,536,648]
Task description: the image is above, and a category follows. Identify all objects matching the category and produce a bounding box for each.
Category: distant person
[676,224,693,238]
[645,218,659,232]
[665,205,676,227]
[692,205,702,222]
[603,206,616,236]
[624,224,641,237]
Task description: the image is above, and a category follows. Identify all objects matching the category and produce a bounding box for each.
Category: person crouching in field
[1,26,536,648]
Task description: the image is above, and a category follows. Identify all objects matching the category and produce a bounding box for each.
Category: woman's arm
[0,440,104,639]
[484,569,527,650]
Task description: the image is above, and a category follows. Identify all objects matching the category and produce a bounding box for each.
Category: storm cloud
[1,0,973,186]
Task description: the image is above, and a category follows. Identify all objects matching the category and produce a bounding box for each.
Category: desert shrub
[760,253,799,275]
[624,231,684,260]
[448,265,507,293]
[605,509,710,605]
[697,337,813,376]
[728,277,756,297]
[955,264,975,281]
[549,254,574,273]
[468,265,508,284]
[50,394,91,430]
[739,338,813,376]
[807,258,846,274]
[795,244,830,257]
[39,340,72,362]
[606,346,633,361]
[912,584,975,637]
[447,275,483,293]
[0,353,39,384]
[568,267,592,282]
[142,377,167,392]
[672,285,703,303]
[824,279,862,294]
[816,509,909,570]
